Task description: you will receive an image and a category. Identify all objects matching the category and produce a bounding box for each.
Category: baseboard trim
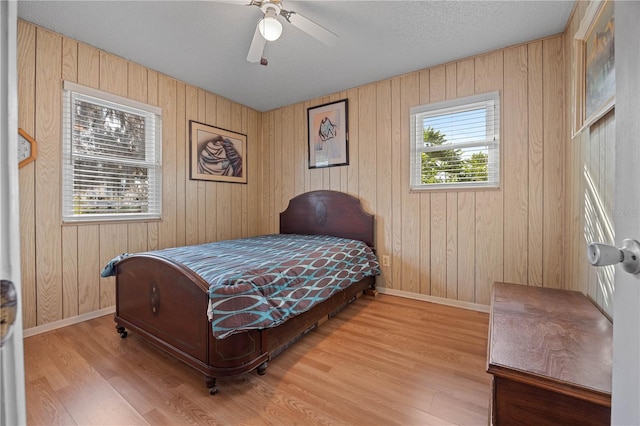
[23,290,488,338]
[23,306,115,338]
[377,287,490,313]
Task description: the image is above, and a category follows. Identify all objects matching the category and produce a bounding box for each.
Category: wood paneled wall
[260,35,566,306]
[18,21,262,328]
[563,2,615,317]
[17,19,571,328]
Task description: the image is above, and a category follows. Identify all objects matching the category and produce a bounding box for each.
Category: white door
[0,1,27,425]
[611,2,640,423]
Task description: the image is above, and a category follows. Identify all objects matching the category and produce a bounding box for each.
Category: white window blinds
[62,81,162,222]
[410,91,500,190]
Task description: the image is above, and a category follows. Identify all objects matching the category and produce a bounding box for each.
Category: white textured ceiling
[17,0,574,112]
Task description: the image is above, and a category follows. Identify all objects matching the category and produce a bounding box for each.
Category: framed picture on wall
[307,99,349,169]
[574,0,615,134]
[189,120,247,183]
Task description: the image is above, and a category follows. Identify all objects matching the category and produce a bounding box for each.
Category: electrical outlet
[381,255,390,267]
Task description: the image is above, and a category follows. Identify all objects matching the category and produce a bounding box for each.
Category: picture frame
[189,120,247,183]
[307,99,349,169]
[573,0,615,135]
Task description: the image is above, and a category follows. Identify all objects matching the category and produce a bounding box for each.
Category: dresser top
[488,282,612,401]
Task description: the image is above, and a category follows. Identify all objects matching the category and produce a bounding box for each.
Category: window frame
[61,81,163,223]
[409,91,500,191]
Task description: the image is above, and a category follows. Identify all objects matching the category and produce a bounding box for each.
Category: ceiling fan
[244,0,338,64]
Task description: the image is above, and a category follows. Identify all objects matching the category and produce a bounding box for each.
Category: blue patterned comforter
[138,234,379,338]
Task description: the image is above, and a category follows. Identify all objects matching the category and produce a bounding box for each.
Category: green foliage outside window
[421,127,488,184]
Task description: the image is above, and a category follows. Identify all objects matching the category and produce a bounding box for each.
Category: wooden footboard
[114,254,266,393]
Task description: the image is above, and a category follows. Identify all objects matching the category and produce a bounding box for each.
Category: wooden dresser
[487,282,612,425]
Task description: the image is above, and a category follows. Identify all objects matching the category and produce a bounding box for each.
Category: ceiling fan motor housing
[260,1,282,16]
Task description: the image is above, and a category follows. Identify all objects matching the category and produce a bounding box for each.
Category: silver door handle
[587,239,640,274]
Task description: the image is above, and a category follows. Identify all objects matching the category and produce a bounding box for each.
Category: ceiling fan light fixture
[258,10,282,41]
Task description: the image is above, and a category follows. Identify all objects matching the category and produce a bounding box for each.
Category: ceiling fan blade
[285,11,338,46]
[247,22,266,63]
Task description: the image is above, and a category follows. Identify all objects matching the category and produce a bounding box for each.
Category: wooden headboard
[279,190,375,248]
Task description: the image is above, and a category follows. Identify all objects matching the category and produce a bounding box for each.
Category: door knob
[587,239,640,274]
[1,280,18,346]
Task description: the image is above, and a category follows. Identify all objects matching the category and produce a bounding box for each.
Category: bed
[108,190,379,394]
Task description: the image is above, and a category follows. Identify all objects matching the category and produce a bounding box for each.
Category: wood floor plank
[25,377,76,426]
[24,294,490,425]
[23,334,70,391]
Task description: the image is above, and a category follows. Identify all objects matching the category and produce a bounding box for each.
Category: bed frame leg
[363,287,378,297]
[204,376,219,395]
[257,361,268,375]
[115,324,128,338]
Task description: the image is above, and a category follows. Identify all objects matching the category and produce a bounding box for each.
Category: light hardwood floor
[24,294,490,425]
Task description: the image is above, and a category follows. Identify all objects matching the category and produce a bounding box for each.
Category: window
[62,81,162,222]
[410,91,500,190]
